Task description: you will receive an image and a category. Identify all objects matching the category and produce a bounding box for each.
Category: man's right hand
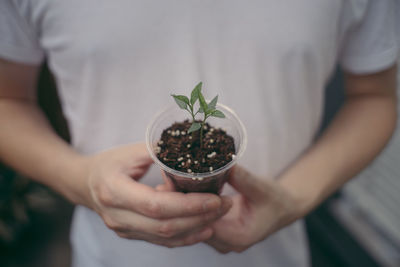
[84,143,232,248]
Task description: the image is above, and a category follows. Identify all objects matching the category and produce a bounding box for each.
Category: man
[0,0,398,266]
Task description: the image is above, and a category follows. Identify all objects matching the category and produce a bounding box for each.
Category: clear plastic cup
[146,102,247,194]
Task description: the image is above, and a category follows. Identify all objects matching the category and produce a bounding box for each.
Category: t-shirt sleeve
[0,0,44,65]
[339,0,399,74]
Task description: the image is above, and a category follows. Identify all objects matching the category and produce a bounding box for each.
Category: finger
[153,197,231,237]
[152,196,231,236]
[219,196,233,215]
[128,163,153,181]
[107,203,229,240]
[116,176,224,219]
[206,238,248,253]
[153,227,213,248]
[205,239,232,254]
[123,143,154,181]
[161,170,175,191]
[124,143,154,166]
[155,184,170,192]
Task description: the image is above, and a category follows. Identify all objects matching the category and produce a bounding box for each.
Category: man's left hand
[205,165,299,253]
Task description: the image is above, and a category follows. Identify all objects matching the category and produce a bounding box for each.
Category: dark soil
[156,120,236,173]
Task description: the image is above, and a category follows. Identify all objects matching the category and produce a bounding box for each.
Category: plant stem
[200,116,206,148]
[200,122,204,148]
[187,105,195,122]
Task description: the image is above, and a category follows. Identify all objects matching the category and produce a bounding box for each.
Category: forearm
[279,91,397,218]
[0,99,90,206]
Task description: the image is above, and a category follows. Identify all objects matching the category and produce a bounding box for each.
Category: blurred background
[0,61,399,267]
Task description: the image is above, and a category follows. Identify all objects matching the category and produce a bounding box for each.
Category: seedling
[171,82,225,147]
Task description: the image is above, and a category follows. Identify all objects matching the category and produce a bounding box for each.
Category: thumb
[133,143,155,166]
[160,170,176,191]
[228,165,268,202]
[152,170,176,192]
[155,183,173,192]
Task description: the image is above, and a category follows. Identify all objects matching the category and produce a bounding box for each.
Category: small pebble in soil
[187,159,191,163]
[194,160,198,164]
[163,157,167,161]
[207,152,217,158]
[158,140,164,145]
[187,169,192,173]
[210,128,214,132]
[167,130,171,134]
[198,177,203,181]
[187,144,191,148]
[186,154,190,158]
[232,154,236,159]
[177,157,184,161]
[155,146,161,153]
[209,139,214,144]
[175,130,180,136]
[203,125,208,130]
[209,167,213,171]
[181,131,186,135]
[189,136,192,139]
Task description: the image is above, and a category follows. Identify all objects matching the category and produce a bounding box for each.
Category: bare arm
[206,65,398,253]
[0,58,232,247]
[0,59,88,205]
[279,65,398,217]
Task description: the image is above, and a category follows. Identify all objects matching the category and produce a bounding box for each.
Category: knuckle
[97,185,114,206]
[103,215,120,231]
[144,200,162,218]
[116,231,129,239]
[157,222,176,238]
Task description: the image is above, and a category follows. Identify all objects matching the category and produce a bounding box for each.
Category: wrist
[277,175,318,220]
[53,152,93,208]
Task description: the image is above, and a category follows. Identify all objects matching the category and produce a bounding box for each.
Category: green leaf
[210,110,225,118]
[171,94,189,109]
[198,95,217,113]
[198,91,208,115]
[190,82,202,105]
[208,95,218,110]
[187,122,201,133]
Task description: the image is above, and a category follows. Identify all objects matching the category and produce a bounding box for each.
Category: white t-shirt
[1,0,398,266]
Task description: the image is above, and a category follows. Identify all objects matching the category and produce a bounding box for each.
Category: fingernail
[203,198,220,212]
